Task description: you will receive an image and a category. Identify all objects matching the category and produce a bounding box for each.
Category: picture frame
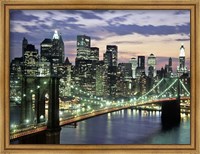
[0,0,199,153]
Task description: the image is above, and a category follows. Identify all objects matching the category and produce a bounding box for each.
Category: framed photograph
[0,0,199,153]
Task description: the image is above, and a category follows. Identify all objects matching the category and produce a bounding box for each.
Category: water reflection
[60,109,190,144]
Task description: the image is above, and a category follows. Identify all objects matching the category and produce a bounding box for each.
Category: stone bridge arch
[21,76,59,129]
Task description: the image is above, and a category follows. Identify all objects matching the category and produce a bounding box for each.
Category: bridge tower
[161,78,181,128]
[21,77,50,124]
[21,76,61,143]
[46,76,61,144]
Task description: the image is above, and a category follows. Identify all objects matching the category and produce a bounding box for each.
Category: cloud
[75,11,103,20]
[175,38,190,42]
[10,10,39,21]
[10,24,30,33]
[9,9,190,71]
[174,10,189,15]
[104,24,190,36]
[103,10,190,26]
[111,41,143,44]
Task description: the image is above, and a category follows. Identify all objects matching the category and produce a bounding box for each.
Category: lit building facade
[59,57,72,97]
[74,35,98,95]
[147,53,156,78]
[51,31,65,77]
[104,45,118,67]
[103,45,118,99]
[51,30,64,64]
[177,43,188,77]
[129,57,137,79]
[23,44,39,76]
[118,63,132,78]
[40,38,52,62]
[96,61,106,96]
[10,57,23,105]
[136,56,145,77]
[90,47,99,61]
[76,35,91,61]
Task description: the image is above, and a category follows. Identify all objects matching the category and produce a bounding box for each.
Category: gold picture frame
[0,0,199,153]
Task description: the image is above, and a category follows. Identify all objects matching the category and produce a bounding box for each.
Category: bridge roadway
[10,97,190,141]
[134,97,190,107]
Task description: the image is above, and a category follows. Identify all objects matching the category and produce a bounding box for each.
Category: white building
[147,53,156,78]
[129,57,137,78]
[177,43,188,77]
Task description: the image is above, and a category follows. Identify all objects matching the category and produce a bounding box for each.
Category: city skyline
[9,10,191,145]
[10,10,190,70]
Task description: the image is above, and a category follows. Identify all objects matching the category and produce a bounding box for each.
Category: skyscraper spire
[177,43,187,76]
[179,43,185,57]
[52,30,59,40]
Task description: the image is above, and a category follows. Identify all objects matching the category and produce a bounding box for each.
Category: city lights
[10,30,190,142]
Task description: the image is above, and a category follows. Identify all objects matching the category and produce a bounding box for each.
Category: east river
[60,109,190,144]
[10,106,190,144]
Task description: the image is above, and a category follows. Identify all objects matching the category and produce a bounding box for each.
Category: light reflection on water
[10,106,190,145]
[60,109,190,144]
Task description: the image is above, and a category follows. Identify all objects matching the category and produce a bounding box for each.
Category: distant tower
[147,54,156,78]
[177,43,188,76]
[22,37,28,56]
[136,56,145,77]
[51,30,64,64]
[138,56,145,68]
[129,57,137,78]
[168,57,173,76]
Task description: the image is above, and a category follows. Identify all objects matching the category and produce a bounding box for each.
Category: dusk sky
[10,10,190,71]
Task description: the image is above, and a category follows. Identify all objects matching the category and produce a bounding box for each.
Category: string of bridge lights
[21,78,190,106]
[11,78,190,132]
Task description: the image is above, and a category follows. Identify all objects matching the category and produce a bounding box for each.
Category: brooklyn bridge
[10,77,190,144]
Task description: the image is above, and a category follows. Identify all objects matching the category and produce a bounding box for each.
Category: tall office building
[59,57,72,97]
[169,57,172,72]
[177,43,188,76]
[10,57,23,105]
[49,30,65,77]
[39,39,52,77]
[129,57,137,78]
[103,45,118,99]
[23,44,39,76]
[74,35,98,95]
[136,56,145,77]
[104,45,118,67]
[166,57,173,77]
[22,37,28,57]
[147,54,156,78]
[40,38,52,62]
[96,61,106,96]
[76,35,91,61]
[51,30,64,64]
